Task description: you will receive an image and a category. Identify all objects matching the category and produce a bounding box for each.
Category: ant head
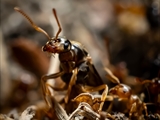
[14,7,61,43]
[109,84,132,98]
[42,37,71,53]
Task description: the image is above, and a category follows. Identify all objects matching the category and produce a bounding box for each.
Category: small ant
[14,7,109,112]
[109,83,148,118]
[136,77,160,114]
[137,77,160,104]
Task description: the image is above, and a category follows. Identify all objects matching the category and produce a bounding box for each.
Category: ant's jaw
[42,43,57,53]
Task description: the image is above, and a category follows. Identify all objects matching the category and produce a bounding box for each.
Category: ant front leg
[41,71,65,107]
[64,68,78,103]
[81,84,108,112]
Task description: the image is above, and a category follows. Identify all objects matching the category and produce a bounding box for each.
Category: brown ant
[109,83,148,118]
[136,77,160,114]
[136,77,160,104]
[14,7,109,112]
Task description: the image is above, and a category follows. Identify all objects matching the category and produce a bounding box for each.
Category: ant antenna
[52,8,62,40]
[14,7,51,40]
[135,78,152,84]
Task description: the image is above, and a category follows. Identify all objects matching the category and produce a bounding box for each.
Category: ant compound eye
[123,89,127,93]
[64,40,70,49]
[123,86,129,94]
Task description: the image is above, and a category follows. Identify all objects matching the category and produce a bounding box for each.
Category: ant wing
[88,63,104,86]
[77,60,104,87]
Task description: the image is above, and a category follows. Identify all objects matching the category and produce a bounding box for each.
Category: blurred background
[1,0,160,115]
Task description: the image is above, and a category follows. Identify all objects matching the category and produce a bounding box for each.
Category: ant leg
[64,68,78,103]
[104,67,120,84]
[81,84,108,112]
[46,83,67,91]
[41,71,65,107]
[129,102,136,118]
[143,103,148,116]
